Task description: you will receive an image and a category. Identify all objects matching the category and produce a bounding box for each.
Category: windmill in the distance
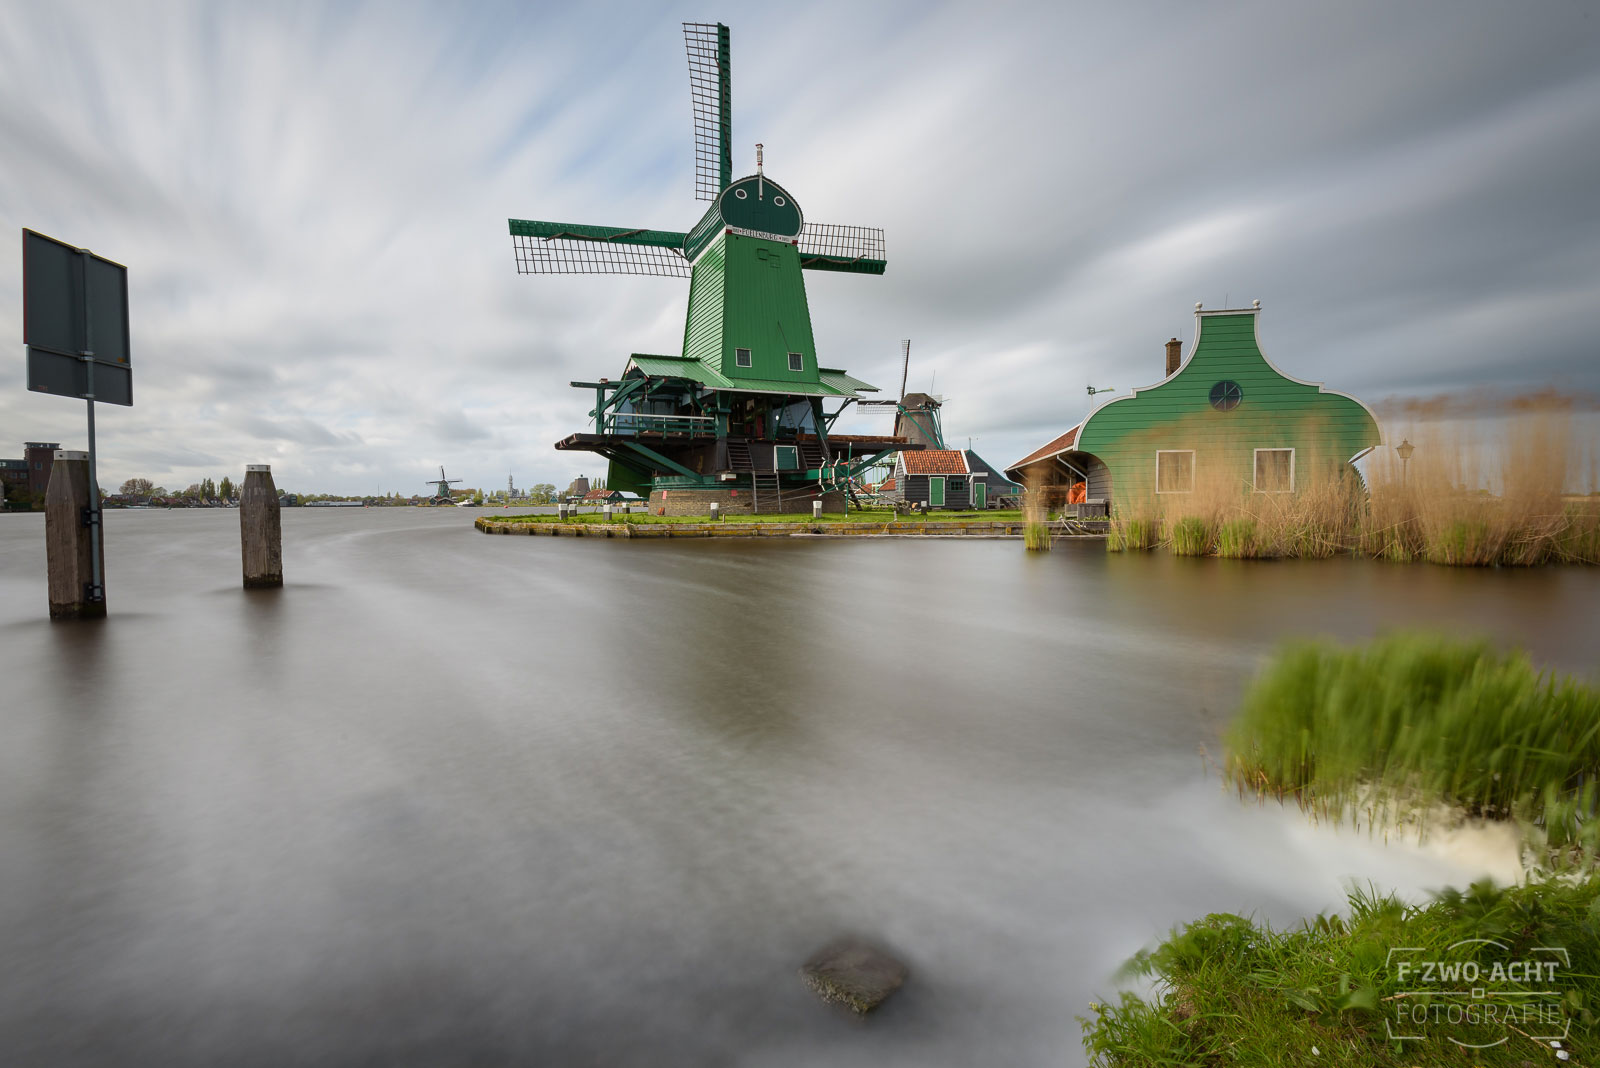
[505,22,922,516]
[424,466,461,505]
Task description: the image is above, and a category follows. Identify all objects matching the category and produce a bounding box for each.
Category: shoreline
[475,516,1110,539]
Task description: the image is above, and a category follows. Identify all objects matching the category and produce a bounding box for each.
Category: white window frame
[1155,450,1195,494]
[787,351,803,372]
[1253,447,1295,493]
[735,347,752,368]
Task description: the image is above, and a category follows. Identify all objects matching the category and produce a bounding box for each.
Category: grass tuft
[1224,633,1600,868]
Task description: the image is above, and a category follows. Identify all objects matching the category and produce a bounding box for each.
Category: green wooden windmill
[507,22,919,515]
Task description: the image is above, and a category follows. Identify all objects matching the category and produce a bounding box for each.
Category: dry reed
[1111,392,1600,565]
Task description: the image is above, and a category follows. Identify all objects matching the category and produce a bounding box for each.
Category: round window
[774,196,785,206]
[734,188,748,199]
[1209,380,1243,411]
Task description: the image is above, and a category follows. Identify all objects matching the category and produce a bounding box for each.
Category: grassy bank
[1224,633,1600,869]
[493,509,1020,525]
[1081,878,1600,1067]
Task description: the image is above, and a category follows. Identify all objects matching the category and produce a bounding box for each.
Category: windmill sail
[798,222,887,274]
[509,219,691,278]
[683,22,731,201]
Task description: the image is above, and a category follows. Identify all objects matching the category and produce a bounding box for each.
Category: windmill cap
[718,173,802,237]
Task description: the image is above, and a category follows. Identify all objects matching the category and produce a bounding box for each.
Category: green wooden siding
[681,236,726,366]
[680,231,818,384]
[1076,311,1380,507]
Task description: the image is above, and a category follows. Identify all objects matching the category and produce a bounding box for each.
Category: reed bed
[1224,633,1600,868]
[1022,471,1052,551]
[1101,393,1600,564]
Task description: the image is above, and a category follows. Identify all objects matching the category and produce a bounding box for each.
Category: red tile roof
[582,488,619,500]
[1007,425,1081,472]
[901,449,969,475]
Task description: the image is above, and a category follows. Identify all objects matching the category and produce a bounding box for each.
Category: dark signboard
[22,229,132,406]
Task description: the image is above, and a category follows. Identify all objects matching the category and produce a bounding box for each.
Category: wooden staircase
[751,471,781,514]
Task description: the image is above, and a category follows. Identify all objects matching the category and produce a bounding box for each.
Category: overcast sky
[1,0,1596,494]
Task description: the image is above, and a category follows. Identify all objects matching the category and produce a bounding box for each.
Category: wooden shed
[892,449,983,509]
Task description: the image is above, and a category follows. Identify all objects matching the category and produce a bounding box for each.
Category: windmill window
[1209,380,1243,411]
[773,196,785,206]
[735,348,752,368]
[1254,448,1295,493]
[788,352,803,372]
[734,189,748,199]
[1156,450,1195,493]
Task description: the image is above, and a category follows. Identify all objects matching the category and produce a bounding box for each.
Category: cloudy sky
[1,0,1596,495]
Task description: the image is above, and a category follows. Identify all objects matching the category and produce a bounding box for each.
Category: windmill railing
[604,411,718,436]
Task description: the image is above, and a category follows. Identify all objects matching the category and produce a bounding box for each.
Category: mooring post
[603,504,614,522]
[812,499,822,520]
[558,503,569,520]
[44,450,107,620]
[709,502,720,522]
[240,464,282,588]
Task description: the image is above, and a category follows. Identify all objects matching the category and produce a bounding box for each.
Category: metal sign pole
[80,250,103,603]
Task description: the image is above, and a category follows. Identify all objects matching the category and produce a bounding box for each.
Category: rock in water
[800,939,908,1014]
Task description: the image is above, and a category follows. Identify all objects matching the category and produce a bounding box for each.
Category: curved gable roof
[1077,306,1382,460]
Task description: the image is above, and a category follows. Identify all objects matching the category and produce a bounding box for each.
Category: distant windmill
[854,340,945,447]
[425,466,461,504]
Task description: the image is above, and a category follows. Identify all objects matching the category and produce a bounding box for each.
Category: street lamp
[1396,438,1415,486]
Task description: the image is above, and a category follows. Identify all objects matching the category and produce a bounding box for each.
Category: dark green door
[973,480,986,508]
[928,476,945,507]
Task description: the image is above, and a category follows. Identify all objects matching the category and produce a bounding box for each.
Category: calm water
[2,509,1597,1067]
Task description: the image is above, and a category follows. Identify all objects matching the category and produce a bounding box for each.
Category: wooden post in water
[240,464,282,588]
[45,450,107,620]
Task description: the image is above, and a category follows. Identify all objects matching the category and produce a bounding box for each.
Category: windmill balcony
[604,411,718,438]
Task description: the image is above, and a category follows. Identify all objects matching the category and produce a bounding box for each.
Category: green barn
[1006,304,1382,511]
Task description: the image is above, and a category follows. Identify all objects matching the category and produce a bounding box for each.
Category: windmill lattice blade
[509,219,690,278]
[798,222,887,274]
[683,22,731,201]
[513,235,690,277]
[899,340,910,402]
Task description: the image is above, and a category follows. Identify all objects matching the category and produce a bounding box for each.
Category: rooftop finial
[1195,302,1202,311]
[1252,298,1261,308]
[756,143,764,199]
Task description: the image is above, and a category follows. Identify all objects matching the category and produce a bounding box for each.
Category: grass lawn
[489,510,1023,525]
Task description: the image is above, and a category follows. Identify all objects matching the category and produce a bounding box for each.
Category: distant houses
[1007,304,1380,511]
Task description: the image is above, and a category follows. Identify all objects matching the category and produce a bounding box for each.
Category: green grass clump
[1225,633,1600,867]
[1082,878,1600,1066]
[1215,517,1258,559]
[1167,515,1213,556]
[1107,516,1160,553]
[1023,521,1052,551]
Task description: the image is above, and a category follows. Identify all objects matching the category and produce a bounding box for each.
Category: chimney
[1165,338,1182,377]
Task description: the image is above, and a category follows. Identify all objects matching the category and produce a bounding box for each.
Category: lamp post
[1396,438,1415,486]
